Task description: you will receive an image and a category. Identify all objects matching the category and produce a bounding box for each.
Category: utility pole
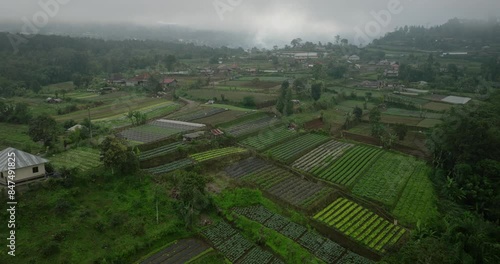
[88,107,92,139]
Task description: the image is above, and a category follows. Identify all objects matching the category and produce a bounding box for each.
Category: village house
[294,52,319,61]
[384,69,399,78]
[126,73,150,87]
[183,131,205,142]
[161,78,178,90]
[107,74,126,86]
[360,81,381,89]
[0,147,49,185]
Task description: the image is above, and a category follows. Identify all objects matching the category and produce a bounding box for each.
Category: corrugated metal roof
[0,147,49,172]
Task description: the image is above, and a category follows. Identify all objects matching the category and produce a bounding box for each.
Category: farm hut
[0,147,49,185]
[107,74,126,86]
[211,129,224,136]
[183,131,205,142]
[67,124,85,132]
[441,96,471,105]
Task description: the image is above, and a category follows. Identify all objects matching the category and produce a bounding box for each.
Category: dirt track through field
[141,238,210,264]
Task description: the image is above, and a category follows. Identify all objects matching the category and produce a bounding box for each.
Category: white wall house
[0,148,49,185]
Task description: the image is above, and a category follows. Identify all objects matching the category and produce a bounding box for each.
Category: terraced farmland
[311,146,383,187]
[352,152,423,207]
[314,198,407,253]
[265,134,330,164]
[139,142,185,161]
[233,205,374,264]
[141,239,211,264]
[240,126,298,151]
[225,158,330,208]
[201,221,282,263]
[146,159,194,174]
[224,116,280,137]
[293,140,354,172]
[190,147,247,162]
[172,108,226,122]
[48,147,101,171]
[120,119,204,144]
[392,164,438,225]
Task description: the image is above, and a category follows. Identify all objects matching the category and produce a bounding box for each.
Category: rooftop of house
[0,147,49,172]
[162,78,177,84]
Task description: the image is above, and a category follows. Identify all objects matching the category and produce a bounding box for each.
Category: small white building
[348,55,360,61]
[0,148,49,185]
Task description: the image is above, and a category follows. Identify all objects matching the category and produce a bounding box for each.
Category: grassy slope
[0,172,192,263]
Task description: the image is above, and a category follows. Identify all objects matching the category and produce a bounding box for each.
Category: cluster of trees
[386,92,500,263]
[99,135,140,175]
[0,33,247,96]
[0,102,31,124]
[427,94,500,222]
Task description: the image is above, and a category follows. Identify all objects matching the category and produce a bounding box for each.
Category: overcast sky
[1,0,499,45]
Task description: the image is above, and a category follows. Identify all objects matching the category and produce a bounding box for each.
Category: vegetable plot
[392,164,438,225]
[240,126,297,151]
[201,221,282,263]
[146,159,194,174]
[141,238,211,264]
[139,141,184,161]
[190,147,247,162]
[172,108,226,122]
[265,134,330,164]
[233,205,374,264]
[292,140,354,172]
[224,116,280,137]
[352,152,422,207]
[120,119,204,144]
[313,198,407,253]
[225,158,330,208]
[311,146,383,187]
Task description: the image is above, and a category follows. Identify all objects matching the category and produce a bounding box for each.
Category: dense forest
[0,33,245,96]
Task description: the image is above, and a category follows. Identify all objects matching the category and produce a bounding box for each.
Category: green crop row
[190,147,247,162]
[313,146,382,187]
[146,158,194,174]
[265,134,330,163]
[240,126,297,151]
[139,141,184,160]
[392,164,438,225]
[314,198,406,253]
[352,152,420,207]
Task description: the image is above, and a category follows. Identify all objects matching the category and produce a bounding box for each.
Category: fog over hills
[1,0,499,48]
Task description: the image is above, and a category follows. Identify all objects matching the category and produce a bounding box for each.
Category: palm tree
[344,112,353,130]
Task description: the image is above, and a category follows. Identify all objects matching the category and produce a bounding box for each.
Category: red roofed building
[161,78,178,90]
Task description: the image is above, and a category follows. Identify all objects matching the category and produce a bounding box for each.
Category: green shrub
[40,241,60,257]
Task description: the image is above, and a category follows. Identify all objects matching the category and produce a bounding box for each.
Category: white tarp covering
[155,119,206,128]
[441,96,471,105]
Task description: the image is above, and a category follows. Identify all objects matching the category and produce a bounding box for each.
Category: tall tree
[311,83,322,102]
[284,88,293,116]
[292,78,306,94]
[369,107,383,137]
[175,171,212,228]
[276,81,289,113]
[353,106,363,121]
[28,114,59,146]
[394,123,409,140]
